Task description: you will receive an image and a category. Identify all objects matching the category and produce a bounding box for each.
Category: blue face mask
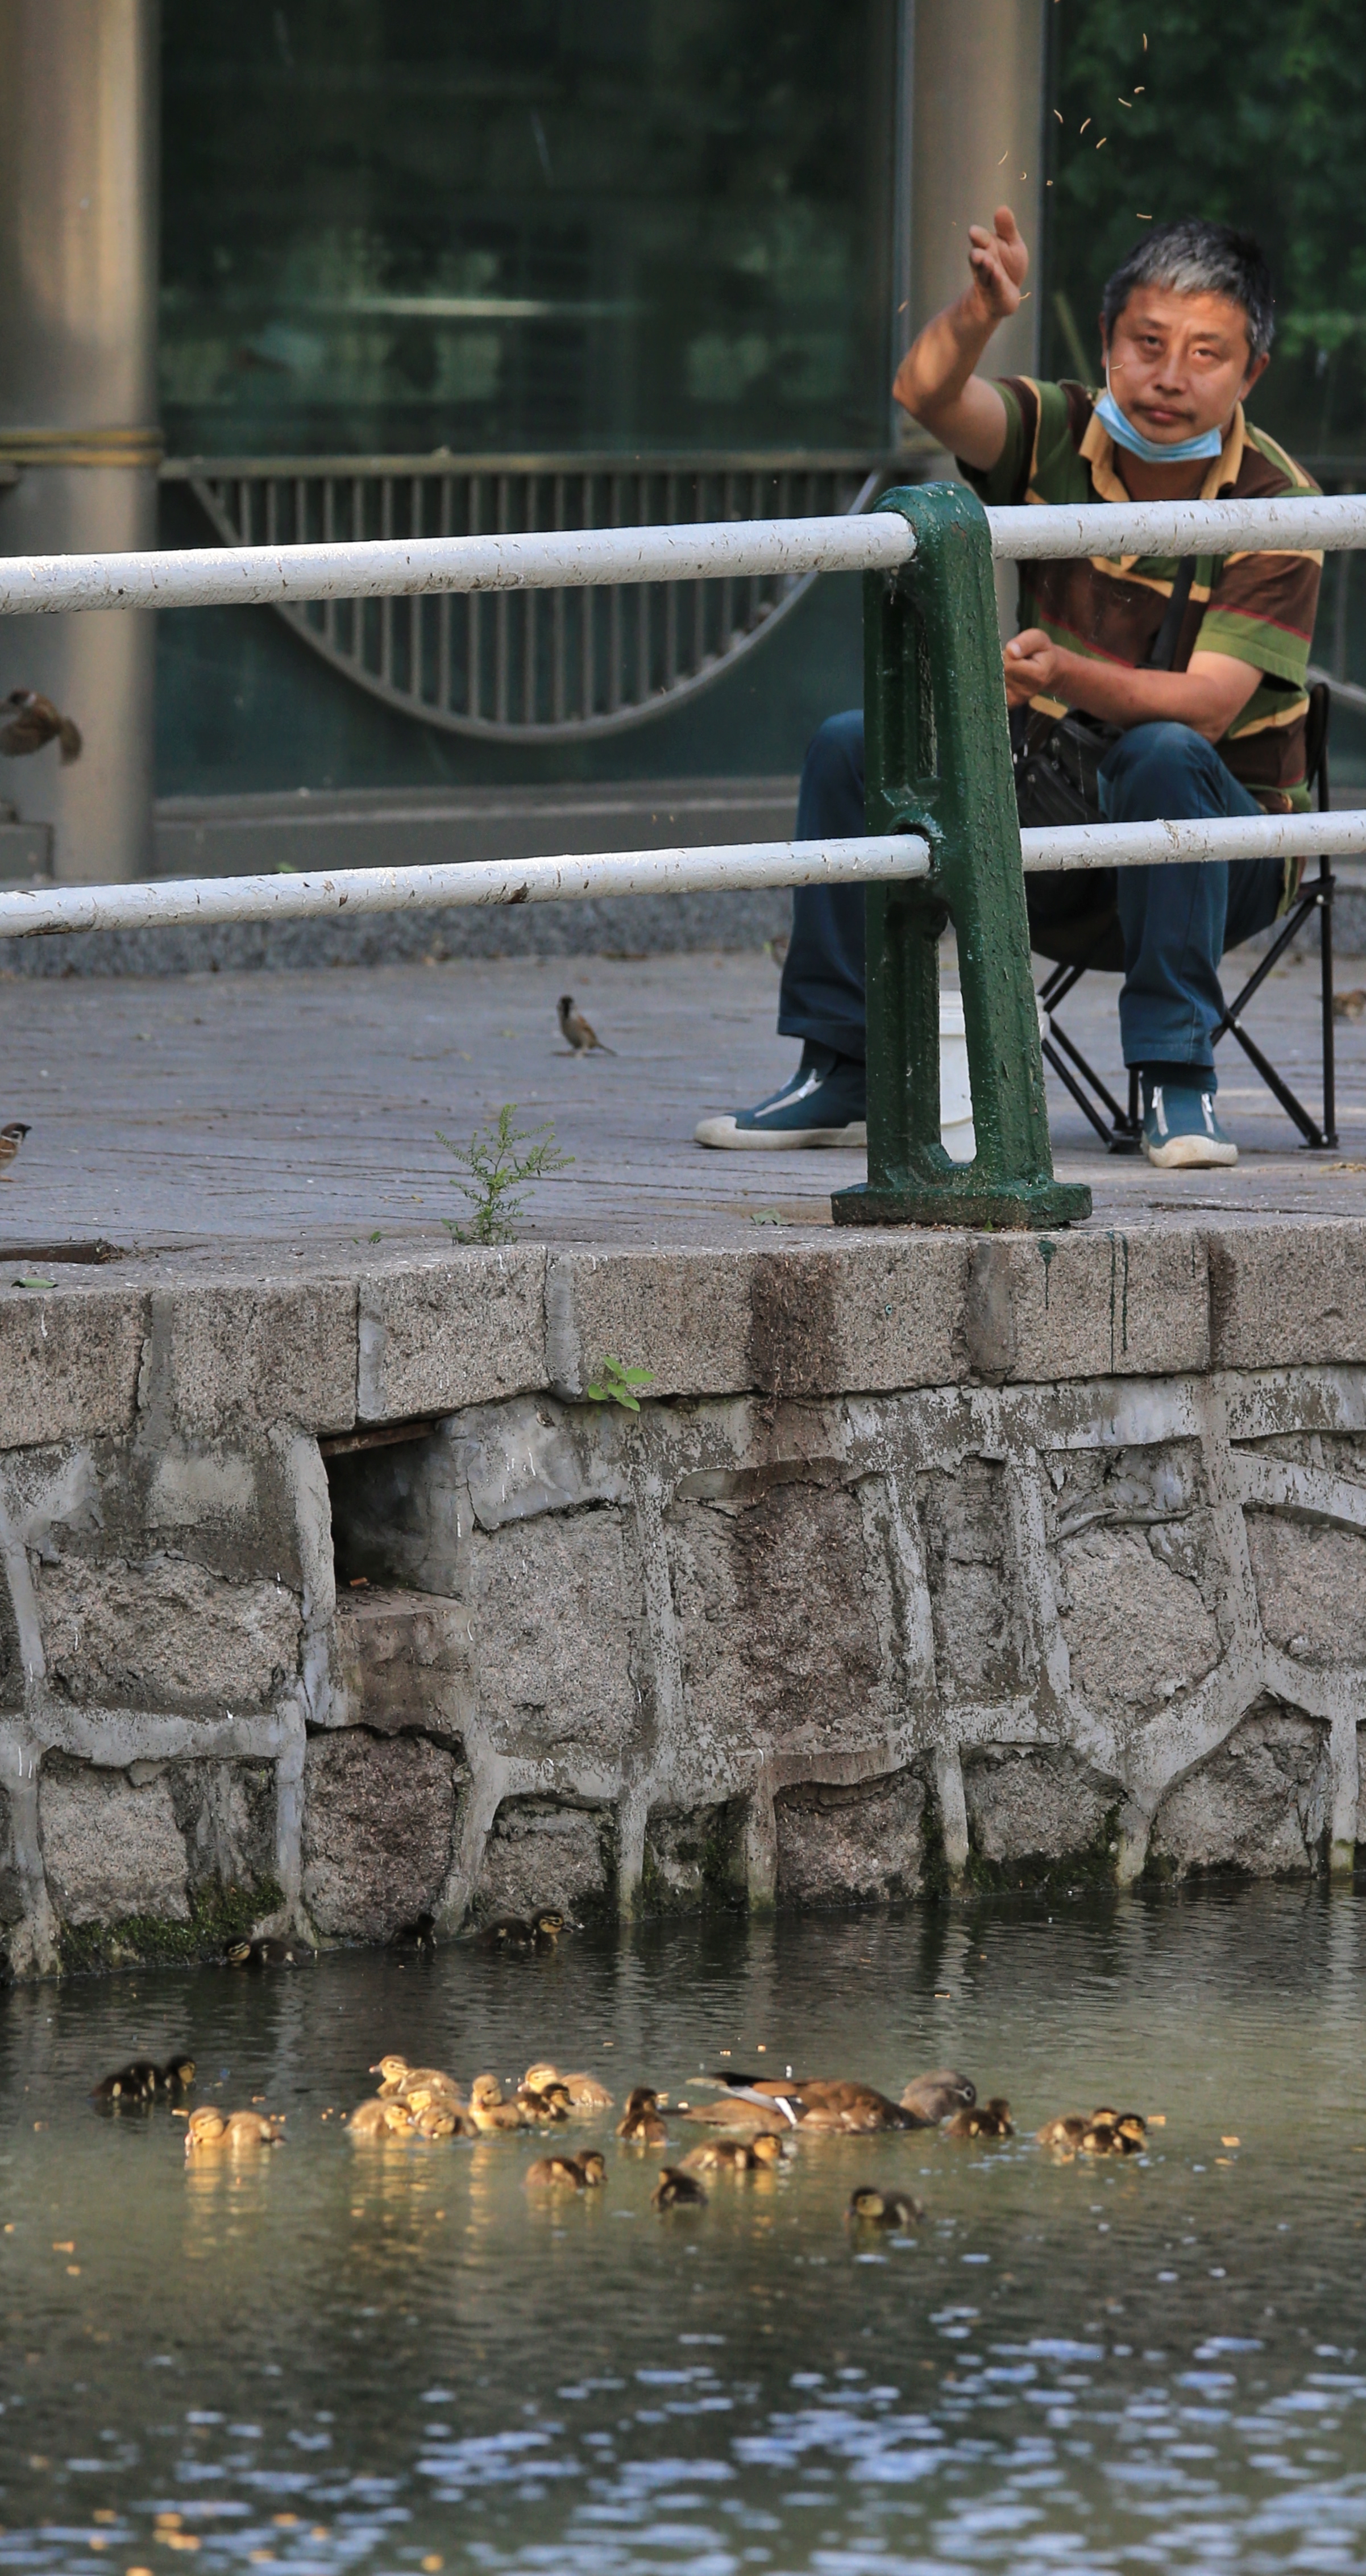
[1093,368,1226,466]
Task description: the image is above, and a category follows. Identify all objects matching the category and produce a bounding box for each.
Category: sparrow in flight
[1,690,82,762]
[558,995,615,1054]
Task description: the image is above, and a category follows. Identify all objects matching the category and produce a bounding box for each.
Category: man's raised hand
[968,206,1029,322]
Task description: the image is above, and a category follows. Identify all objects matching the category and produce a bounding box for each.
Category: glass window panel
[161,0,898,458]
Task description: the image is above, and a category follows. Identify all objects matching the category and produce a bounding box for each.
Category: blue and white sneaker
[1140,1077,1238,1169]
[695,1044,866,1150]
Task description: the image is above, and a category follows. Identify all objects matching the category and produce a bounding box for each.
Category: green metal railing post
[832,484,1092,1231]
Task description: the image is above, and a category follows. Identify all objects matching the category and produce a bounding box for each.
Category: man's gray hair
[1102,219,1275,364]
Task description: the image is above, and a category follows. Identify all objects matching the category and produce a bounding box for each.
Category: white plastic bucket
[939,990,1047,1165]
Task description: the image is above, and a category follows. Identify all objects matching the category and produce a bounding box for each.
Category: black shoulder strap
[1144,555,1198,672]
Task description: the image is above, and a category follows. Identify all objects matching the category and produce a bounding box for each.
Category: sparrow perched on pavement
[1,690,82,762]
[558,994,615,1054]
[0,1122,30,1177]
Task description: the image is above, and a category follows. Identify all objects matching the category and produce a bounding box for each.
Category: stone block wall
[0,1223,1364,1973]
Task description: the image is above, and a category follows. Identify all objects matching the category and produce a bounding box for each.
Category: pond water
[1,1886,1364,2576]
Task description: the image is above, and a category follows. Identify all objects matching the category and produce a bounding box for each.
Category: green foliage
[584,1355,656,1411]
[437,1103,572,1246]
[1047,1,1366,456]
[55,1878,282,1975]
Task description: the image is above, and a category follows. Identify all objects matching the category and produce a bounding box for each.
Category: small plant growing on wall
[437,1104,572,1245]
[584,1356,656,1411]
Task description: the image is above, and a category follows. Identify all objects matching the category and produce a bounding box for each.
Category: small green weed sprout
[437,1103,572,1245]
[584,1355,656,1412]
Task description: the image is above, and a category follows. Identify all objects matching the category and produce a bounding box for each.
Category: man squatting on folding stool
[695,208,1322,1173]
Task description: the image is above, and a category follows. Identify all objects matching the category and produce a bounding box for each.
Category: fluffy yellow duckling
[184,2106,229,2153]
[414,2104,468,2141]
[468,2074,532,2134]
[616,2086,669,2145]
[651,2166,707,2210]
[847,2186,923,2230]
[346,2099,394,2140]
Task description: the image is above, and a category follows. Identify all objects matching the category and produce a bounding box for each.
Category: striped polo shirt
[962,379,1323,811]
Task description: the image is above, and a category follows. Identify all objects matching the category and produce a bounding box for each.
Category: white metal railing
[0,809,1362,942]
[2,492,1365,619]
[1,493,1363,941]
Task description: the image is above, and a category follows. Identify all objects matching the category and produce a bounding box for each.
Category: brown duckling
[94,2055,194,2104]
[651,2166,707,2210]
[1115,2112,1148,2146]
[899,2068,977,2126]
[224,2109,285,2150]
[469,2074,533,2134]
[223,1935,315,1970]
[1081,2117,1141,2158]
[847,2186,924,2230]
[522,2063,615,2112]
[680,2138,763,2174]
[531,1910,566,1951]
[477,1916,534,1952]
[524,2149,604,2189]
[389,1911,437,1954]
[517,2079,572,2122]
[1037,2114,1088,2153]
[616,2086,669,2145]
[945,2097,1015,2141]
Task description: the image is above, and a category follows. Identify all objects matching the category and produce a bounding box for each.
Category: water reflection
[0,1885,1363,2571]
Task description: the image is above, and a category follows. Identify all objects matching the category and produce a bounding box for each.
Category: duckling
[222,1935,315,1970]
[749,2132,784,2166]
[477,1916,534,1952]
[346,2099,395,2140]
[1037,2114,1088,2152]
[92,2061,156,2104]
[371,2058,461,2104]
[223,2109,285,2150]
[388,1912,437,1954]
[577,2149,606,2187]
[526,2153,590,2189]
[945,2096,1014,2140]
[184,2106,229,2152]
[531,1910,566,1951]
[616,2086,669,2145]
[404,2080,467,2117]
[1115,2112,1148,2146]
[414,2104,467,2141]
[562,2071,614,2110]
[847,2186,924,2230]
[159,2055,197,2095]
[651,2166,707,2210]
[517,2079,572,2123]
[899,2068,977,2126]
[680,2138,762,2174]
[1081,2116,1142,2157]
[468,2074,532,2134]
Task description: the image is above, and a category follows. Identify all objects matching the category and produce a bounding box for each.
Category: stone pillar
[0,0,160,883]
[902,0,1047,637]
[908,0,1047,375]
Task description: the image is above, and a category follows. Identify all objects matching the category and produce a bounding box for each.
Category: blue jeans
[779,712,1286,1079]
